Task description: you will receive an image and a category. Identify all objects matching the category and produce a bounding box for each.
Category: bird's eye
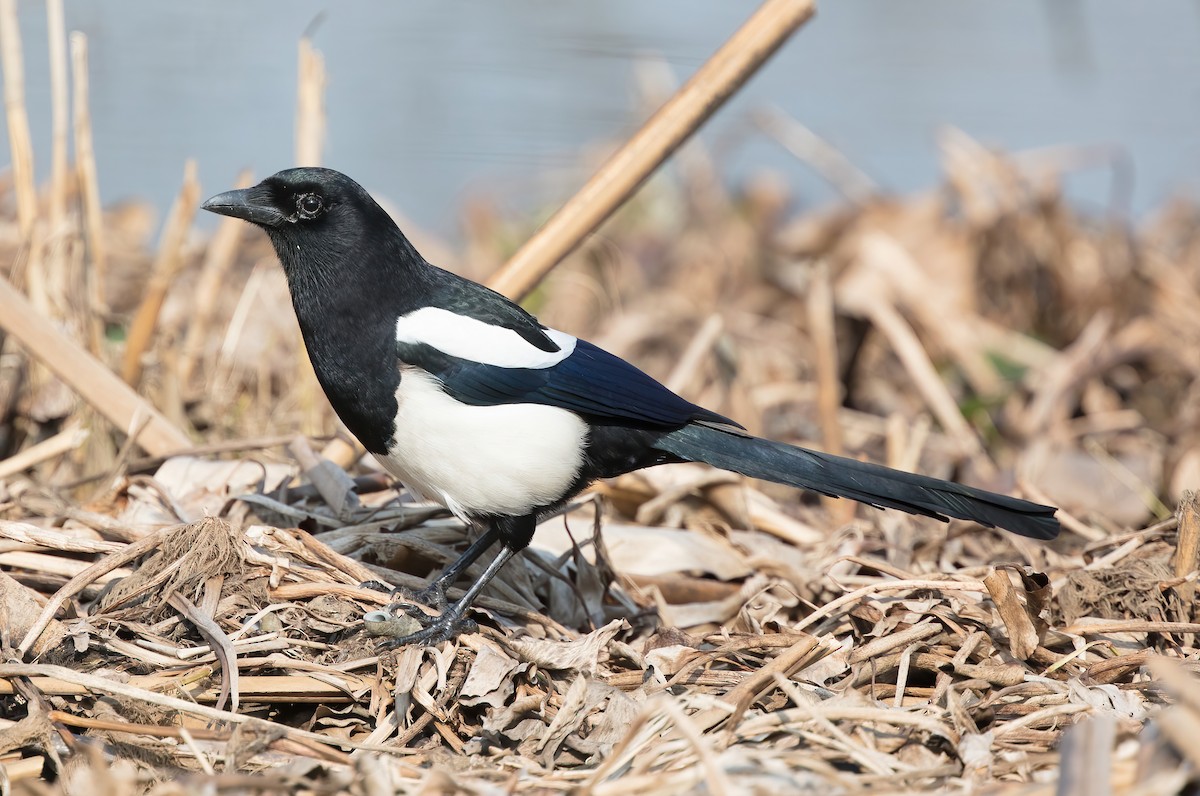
[297,193,324,218]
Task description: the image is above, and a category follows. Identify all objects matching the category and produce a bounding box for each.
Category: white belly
[378,367,589,518]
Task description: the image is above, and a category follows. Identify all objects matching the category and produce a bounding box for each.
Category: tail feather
[656,424,1059,540]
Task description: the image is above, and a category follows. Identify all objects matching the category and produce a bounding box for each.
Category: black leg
[378,545,515,648]
[387,523,502,610]
[377,514,534,647]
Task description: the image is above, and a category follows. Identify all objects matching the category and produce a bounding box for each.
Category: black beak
[201,187,287,227]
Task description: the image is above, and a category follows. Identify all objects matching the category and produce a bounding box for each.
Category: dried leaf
[503,620,626,675]
[983,567,1041,660]
[459,642,523,709]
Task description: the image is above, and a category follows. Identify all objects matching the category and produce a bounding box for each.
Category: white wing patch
[395,306,576,369]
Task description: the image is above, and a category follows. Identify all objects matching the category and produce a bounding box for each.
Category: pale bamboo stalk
[46,0,69,230]
[0,0,36,237]
[121,159,201,387]
[0,275,192,458]
[71,32,107,325]
[486,0,816,301]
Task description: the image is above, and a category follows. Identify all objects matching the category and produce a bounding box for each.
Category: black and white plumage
[202,167,1060,646]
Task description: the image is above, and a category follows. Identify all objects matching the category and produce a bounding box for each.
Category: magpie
[202,167,1060,646]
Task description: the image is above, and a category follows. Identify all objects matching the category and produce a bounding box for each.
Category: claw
[374,606,476,649]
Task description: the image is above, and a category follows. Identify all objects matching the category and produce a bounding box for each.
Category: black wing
[397,337,736,429]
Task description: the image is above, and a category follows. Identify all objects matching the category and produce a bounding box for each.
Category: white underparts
[379,367,588,518]
[394,306,576,369]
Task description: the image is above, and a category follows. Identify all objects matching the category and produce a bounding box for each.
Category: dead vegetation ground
[2,127,1200,794]
[4,17,1200,796]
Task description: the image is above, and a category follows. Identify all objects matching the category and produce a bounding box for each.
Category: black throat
[270,221,430,455]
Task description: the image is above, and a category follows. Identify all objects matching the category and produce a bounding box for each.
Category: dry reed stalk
[664,314,724,395]
[295,36,326,166]
[0,0,37,238]
[632,55,731,224]
[0,756,43,784]
[709,634,824,734]
[294,34,328,434]
[806,260,858,525]
[318,435,366,471]
[0,423,87,479]
[1174,493,1200,620]
[45,0,69,231]
[1059,620,1200,636]
[487,0,816,301]
[0,664,378,755]
[178,169,251,388]
[15,524,173,658]
[0,550,130,582]
[844,286,993,473]
[70,32,108,343]
[0,275,192,458]
[120,159,201,387]
[0,520,122,554]
[753,106,877,203]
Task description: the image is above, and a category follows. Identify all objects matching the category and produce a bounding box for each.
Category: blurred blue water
[3,1,1198,235]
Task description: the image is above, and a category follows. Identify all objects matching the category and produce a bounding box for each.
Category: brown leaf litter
[5,127,1200,793]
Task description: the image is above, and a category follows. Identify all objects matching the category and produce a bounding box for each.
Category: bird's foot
[357,579,450,611]
[389,582,449,612]
[368,600,477,649]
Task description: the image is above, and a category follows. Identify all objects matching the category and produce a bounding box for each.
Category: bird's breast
[378,367,589,518]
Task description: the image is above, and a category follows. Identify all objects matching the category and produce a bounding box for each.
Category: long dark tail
[655,423,1060,540]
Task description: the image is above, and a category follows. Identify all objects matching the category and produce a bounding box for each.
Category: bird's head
[202,167,424,296]
[202,167,373,231]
